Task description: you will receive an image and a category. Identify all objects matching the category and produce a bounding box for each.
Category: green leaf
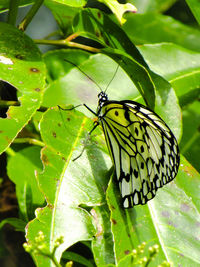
[138,43,200,100]
[186,0,200,25]
[73,8,156,109]
[62,251,95,267]
[123,13,200,52]
[48,0,87,7]
[91,205,115,266]
[26,107,112,266]
[0,218,26,232]
[73,9,181,132]
[45,0,84,35]
[7,146,45,221]
[43,49,181,140]
[106,156,200,266]
[98,0,137,24]
[131,0,177,13]
[42,50,138,110]
[0,22,46,153]
[180,101,200,173]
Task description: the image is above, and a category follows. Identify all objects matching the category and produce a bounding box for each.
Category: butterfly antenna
[64,59,102,92]
[104,64,120,93]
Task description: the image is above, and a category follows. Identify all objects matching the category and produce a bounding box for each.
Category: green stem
[13,138,45,147]
[7,0,19,25]
[6,147,16,156]
[34,39,100,53]
[18,0,44,31]
[51,254,62,267]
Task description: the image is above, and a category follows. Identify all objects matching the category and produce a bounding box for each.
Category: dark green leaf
[186,0,200,25]
[0,218,26,232]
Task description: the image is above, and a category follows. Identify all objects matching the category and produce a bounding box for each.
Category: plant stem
[7,0,19,25]
[51,254,62,267]
[34,39,100,53]
[18,0,44,31]
[6,147,16,156]
[13,138,45,147]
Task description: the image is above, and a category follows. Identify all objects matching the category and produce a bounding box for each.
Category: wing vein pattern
[98,100,180,208]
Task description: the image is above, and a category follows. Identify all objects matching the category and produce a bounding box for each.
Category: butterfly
[84,91,180,208]
[65,60,180,208]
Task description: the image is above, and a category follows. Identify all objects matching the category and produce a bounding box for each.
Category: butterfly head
[98,92,108,107]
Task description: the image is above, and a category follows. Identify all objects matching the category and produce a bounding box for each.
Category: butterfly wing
[99,101,180,208]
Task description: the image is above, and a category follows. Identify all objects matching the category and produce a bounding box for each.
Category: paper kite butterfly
[85,91,180,208]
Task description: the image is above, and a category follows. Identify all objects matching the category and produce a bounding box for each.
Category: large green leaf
[130,0,176,13]
[186,0,200,25]
[123,13,200,52]
[42,50,138,110]
[138,43,200,107]
[0,22,46,153]
[43,49,181,141]
[26,107,112,266]
[72,9,181,139]
[73,8,156,109]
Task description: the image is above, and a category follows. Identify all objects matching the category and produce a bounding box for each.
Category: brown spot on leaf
[15,54,24,60]
[183,165,195,177]
[124,250,130,255]
[66,117,70,121]
[58,123,61,127]
[35,88,41,92]
[42,154,49,164]
[96,30,100,37]
[62,157,66,161]
[52,132,56,138]
[48,204,54,209]
[111,219,117,225]
[97,12,101,18]
[30,68,40,73]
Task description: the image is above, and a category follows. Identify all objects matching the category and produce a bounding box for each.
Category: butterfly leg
[58,104,83,111]
[73,120,99,161]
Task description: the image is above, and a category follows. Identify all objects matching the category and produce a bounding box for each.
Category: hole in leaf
[0,81,17,118]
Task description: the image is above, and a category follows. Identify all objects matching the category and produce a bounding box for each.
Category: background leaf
[7,146,45,222]
[185,0,200,25]
[123,13,200,52]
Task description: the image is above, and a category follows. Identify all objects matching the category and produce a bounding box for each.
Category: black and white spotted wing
[97,92,180,208]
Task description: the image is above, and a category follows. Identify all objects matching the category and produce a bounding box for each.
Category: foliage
[0,0,200,266]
